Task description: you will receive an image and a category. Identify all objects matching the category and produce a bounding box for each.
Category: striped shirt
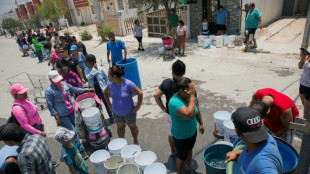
[17,134,55,174]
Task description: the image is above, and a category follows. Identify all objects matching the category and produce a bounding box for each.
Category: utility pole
[301,2,310,49]
[15,0,27,30]
[93,0,103,29]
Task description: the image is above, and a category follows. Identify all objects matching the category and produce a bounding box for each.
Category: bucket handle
[132,151,138,155]
[118,160,123,164]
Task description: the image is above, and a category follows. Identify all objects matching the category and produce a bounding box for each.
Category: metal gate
[202,0,220,35]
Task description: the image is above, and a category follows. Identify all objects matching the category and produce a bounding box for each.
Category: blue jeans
[96,91,112,118]
[36,49,43,62]
[60,112,85,152]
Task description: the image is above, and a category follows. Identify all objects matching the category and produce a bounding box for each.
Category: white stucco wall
[240,0,284,33]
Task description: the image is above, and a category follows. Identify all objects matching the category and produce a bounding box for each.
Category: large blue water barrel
[203,143,233,174]
[116,58,142,90]
[234,136,298,174]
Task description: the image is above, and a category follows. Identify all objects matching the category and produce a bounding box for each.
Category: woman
[48,44,62,69]
[153,60,186,158]
[45,70,93,159]
[103,66,143,144]
[168,77,204,174]
[298,48,310,119]
[133,20,144,51]
[10,83,46,137]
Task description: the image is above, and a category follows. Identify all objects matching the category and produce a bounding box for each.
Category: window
[117,0,124,10]
[76,8,81,16]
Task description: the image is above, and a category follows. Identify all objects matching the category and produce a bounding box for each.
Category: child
[49,44,62,69]
[61,66,82,96]
[32,34,44,62]
[175,20,186,56]
[201,18,209,35]
[54,128,89,174]
[133,20,144,51]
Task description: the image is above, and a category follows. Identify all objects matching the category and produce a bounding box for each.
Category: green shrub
[98,25,113,41]
[80,30,93,41]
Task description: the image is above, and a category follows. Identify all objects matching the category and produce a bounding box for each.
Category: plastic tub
[104,155,125,173]
[135,151,157,171]
[213,111,231,138]
[121,145,141,163]
[116,58,142,90]
[108,138,128,155]
[117,163,140,174]
[144,162,167,174]
[81,107,103,133]
[90,150,111,174]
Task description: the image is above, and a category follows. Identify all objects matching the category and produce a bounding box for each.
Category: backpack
[7,104,26,127]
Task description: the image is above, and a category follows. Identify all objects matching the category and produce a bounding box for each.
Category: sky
[0,0,32,14]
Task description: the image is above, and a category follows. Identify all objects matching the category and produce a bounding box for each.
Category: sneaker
[138,48,142,51]
[109,117,115,124]
[80,150,89,160]
[52,161,59,168]
[141,48,145,51]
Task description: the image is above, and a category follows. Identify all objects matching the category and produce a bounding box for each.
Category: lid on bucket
[135,151,157,165]
[90,150,111,163]
[121,145,141,158]
[78,98,96,109]
[223,119,235,129]
[214,111,231,120]
[144,162,166,174]
[108,138,128,151]
[82,107,100,118]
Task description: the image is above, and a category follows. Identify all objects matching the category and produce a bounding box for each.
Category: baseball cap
[10,83,29,95]
[248,1,255,6]
[70,45,78,51]
[232,106,268,143]
[85,54,96,62]
[108,32,115,37]
[48,70,63,82]
[54,127,75,142]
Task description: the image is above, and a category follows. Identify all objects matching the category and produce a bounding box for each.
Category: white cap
[48,70,63,82]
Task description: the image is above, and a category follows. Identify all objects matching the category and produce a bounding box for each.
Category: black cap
[108,32,114,37]
[0,123,24,142]
[85,54,96,62]
[232,107,268,143]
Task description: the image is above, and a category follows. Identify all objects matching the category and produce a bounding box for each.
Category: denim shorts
[113,112,137,125]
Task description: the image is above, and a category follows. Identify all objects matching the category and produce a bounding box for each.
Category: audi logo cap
[231,106,268,143]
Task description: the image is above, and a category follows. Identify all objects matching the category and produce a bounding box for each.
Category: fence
[146,8,180,37]
[123,15,146,35]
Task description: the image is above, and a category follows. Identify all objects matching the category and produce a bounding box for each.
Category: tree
[28,13,41,29]
[1,18,21,36]
[36,0,67,25]
[129,0,180,17]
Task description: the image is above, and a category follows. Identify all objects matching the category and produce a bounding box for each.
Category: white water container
[223,35,228,47]
[198,35,205,47]
[216,36,223,48]
[90,150,111,174]
[78,98,96,112]
[209,35,216,46]
[203,39,211,49]
[108,138,128,155]
[235,35,244,46]
[121,145,141,163]
[228,35,236,48]
[104,155,124,173]
[117,163,140,174]
[81,107,103,133]
[213,111,231,138]
[144,162,167,174]
[224,118,238,143]
[135,151,157,171]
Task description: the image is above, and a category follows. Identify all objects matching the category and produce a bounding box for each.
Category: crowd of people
[0,1,308,174]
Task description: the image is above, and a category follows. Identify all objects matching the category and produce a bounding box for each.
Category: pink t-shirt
[62,90,74,114]
[50,51,62,64]
[177,26,186,36]
[12,99,42,135]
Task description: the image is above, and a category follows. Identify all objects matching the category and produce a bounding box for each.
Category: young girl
[175,20,186,56]
[133,20,144,51]
[201,18,209,35]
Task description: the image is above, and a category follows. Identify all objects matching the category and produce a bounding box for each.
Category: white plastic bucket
[213,111,231,138]
[209,35,216,46]
[108,138,128,155]
[228,35,236,48]
[158,47,165,55]
[223,118,238,143]
[203,39,211,49]
[121,145,141,163]
[81,107,103,133]
[104,155,124,173]
[235,36,243,46]
[135,151,157,171]
[144,162,167,174]
[117,163,140,174]
[223,35,228,47]
[29,51,35,58]
[90,150,111,174]
[198,35,205,47]
[75,116,85,139]
[216,36,223,48]
[78,98,96,112]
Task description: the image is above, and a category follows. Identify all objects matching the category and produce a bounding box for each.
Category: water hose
[226,145,246,174]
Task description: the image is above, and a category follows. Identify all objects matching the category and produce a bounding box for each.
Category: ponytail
[109,65,125,78]
[175,77,191,91]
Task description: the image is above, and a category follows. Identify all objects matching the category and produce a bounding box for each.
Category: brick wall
[220,0,241,35]
[189,0,203,39]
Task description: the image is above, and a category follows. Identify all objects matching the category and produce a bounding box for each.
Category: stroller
[162,36,176,59]
[75,92,112,149]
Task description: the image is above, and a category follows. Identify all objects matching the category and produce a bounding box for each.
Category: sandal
[169,152,177,158]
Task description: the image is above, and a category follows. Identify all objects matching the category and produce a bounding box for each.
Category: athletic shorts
[173,131,197,160]
[113,112,136,125]
[165,113,172,136]
[136,37,142,43]
[245,28,257,42]
[299,84,310,100]
[217,24,226,31]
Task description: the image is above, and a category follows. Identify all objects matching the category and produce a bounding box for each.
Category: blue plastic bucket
[203,143,233,174]
[116,58,142,90]
[234,137,298,174]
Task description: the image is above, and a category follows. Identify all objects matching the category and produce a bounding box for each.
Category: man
[64,30,72,45]
[26,31,33,45]
[38,32,46,43]
[250,88,299,145]
[225,107,283,174]
[243,1,262,51]
[169,9,179,39]
[32,34,44,63]
[107,32,127,66]
[71,37,88,56]
[51,33,61,46]
[70,45,86,73]
[213,5,228,35]
[0,123,56,174]
[0,145,20,173]
[56,46,86,84]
